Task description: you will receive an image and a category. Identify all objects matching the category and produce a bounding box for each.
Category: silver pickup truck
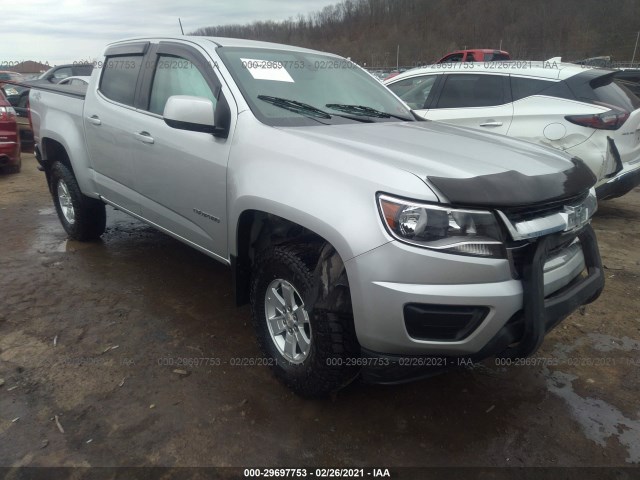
[29,36,604,396]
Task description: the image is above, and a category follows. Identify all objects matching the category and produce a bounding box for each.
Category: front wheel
[50,162,106,241]
[250,245,360,397]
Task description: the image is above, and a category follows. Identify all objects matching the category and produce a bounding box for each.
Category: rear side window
[486,52,511,61]
[99,56,143,106]
[435,74,508,108]
[511,77,574,101]
[387,75,437,109]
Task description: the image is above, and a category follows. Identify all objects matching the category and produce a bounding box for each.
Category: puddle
[38,207,56,216]
[545,334,640,463]
[550,333,640,358]
[29,222,68,255]
[545,368,640,463]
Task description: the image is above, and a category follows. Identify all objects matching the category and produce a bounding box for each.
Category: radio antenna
[179,18,184,35]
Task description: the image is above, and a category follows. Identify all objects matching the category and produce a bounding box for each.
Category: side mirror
[163,95,227,136]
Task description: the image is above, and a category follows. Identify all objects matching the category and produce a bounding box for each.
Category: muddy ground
[1,154,639,471]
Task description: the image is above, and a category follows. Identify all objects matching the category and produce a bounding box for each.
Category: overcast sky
[3,0,338,66]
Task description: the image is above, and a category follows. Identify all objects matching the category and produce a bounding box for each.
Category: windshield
[38,67,55,79]
[217,47,414,127]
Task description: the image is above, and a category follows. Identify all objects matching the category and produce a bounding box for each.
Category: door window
[440,53,464,63]
[435,74,508,108]
[148,56,217,115]
[99,55,143,106]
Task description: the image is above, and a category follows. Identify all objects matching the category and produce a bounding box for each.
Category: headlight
[378,194,505,258]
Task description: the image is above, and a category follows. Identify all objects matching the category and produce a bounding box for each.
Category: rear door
[423,73,513,135]
[128,42,233,258]
[84,42,148,215]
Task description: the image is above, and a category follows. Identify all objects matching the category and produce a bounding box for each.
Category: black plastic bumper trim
[595,165,640,200]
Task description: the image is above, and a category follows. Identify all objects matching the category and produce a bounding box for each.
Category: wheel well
[41,138,73,190]
[233,210,344,306]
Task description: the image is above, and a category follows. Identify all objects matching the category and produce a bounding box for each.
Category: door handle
[87,115,101,126]
[479,121,503,127]
[134,131,154,144]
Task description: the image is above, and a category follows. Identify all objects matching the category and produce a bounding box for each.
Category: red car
[437,49,511,63]
[0,88,21,173]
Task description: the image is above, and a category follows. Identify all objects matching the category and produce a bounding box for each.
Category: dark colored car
[28,63,93,85]
[0,71,25,88]
[0,88,21,173]
[437,49,511,63]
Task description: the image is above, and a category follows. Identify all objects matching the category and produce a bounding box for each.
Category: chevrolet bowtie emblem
[564,204,588,230]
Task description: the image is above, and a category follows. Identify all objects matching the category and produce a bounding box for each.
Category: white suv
[385,62,640,199]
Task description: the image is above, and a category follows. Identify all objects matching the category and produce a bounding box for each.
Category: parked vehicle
[29,37,604,396]
[385,62,640,200]
[1,87,34,151]
[437,49,511,63]
[58,76,91,87]
[0,71,25,90]
[0,88,21,173]
[28,63,93,85]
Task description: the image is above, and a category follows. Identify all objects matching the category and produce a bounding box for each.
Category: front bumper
[595,161,640,200]
[346,225,604,384]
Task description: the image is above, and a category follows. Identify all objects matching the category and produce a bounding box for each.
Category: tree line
[192,0,640,67]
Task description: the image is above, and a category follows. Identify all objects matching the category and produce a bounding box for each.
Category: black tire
[250,244,360,397]
[6,157,21,174]
[50,161,106,241]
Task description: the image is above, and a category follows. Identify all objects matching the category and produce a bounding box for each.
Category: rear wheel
[50,161,106,241]
[250,244,360,397]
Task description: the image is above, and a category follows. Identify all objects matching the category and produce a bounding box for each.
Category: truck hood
[281,121,596,207]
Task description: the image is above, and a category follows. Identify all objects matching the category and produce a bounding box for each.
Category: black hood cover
[427,158,596,208]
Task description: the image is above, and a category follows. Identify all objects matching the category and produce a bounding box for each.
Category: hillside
[192,0,640,67]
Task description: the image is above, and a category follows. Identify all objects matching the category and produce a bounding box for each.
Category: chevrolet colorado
[29,36,604,396]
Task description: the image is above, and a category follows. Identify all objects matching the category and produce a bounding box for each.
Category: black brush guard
[361,224,604,385]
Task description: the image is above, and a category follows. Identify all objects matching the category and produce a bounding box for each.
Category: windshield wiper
[325,104,412,121]
[257,95,332,120]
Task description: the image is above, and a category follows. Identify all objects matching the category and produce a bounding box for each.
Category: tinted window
[387,75,437,109]
[486,53,511,61]
[148,56,217,115]
[440,53,464,63]
[435,74,507,108]
[511,77,574,101]
[99,56,143,106]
